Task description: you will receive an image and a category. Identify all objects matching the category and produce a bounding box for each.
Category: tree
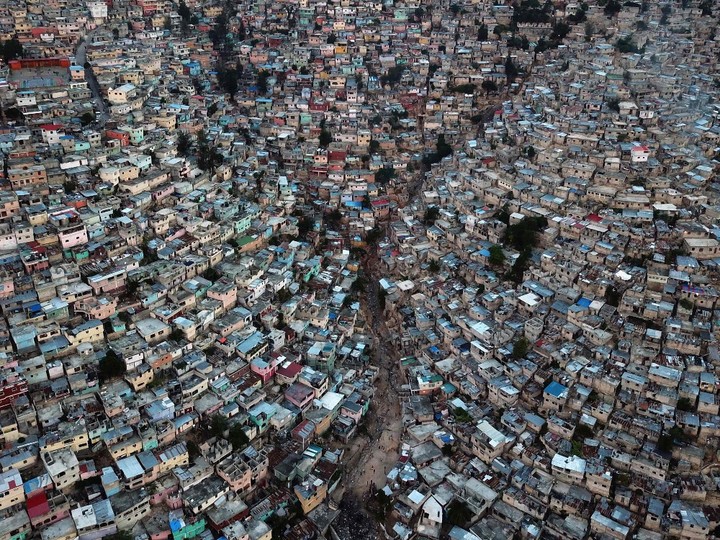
[494,24,510,37]
[319,128,332,147]
[366,227,382,245]
[326,208,343,228]
[446,500,473,527]
[616,35,640,53]
[170,328,185,342]
[196,129,223,173]
[375,167,396,184]
[450,4,460,16]
[202,268,221,282]
[99,350,126,382]
[106,532,133,540]
[488,245,505,266]
[481,79,498,95]
[604,286,621,307]
[478,24,488,41]
[178,0,191,21]
[217,67,239,99]
[451,83,475,94]
[177,131,191,157]
[428,259,440,273]
[505,55,519,83]
[187,440,201,460]
[677,397,694,411]
[63,180,78,193]
[210,414,229,438]
[228,424,249,450]
[368,140,380,154]
[298,216,315,237]
[551,22,571,41]
[512,337,530,359]
[351,276,367,293]
[256,70,270,94]
[1,38,23,63]
[380,65,405,87]
[604,0,622,16]
[503,216,547,251]
[423,206,440,225]
[377,288,387,310]
[80,112,95,126]
[585,21,595,41]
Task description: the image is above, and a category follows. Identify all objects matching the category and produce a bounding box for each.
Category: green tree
[196,129,223,173]
[606,97,620,112]
[217,67,239,100]
[679,298,694,311]
[80,112,95,125]
[170,328,185,342]
[187,440,201,460]
[481,79,498,95]
[256,70,270,93]
[177,131,191,157]
[616,35,640,53]
[585,21,595,41]
[202,267,221,281]
[99,350,126,382]
[604,0,622,16]
[380,65,405,86]
[178,0,191,21]
[428,259,440,273]
[228,424,249,450]
[106,532,133,540]
[446,500,473,527]
[423,206,440,225]
[375,167,396,184]
[319,128,332,147]
[210,414,229,438]
[677,397,694,411]
[0,38,23,63]
[377,288,387,310]
[478,24,488,41]
[504,216,547,251]
[505,55,519,83]
[488,245,506,266]
[298,216,315,237]
[351,276,367,293]
[512,336,530,359]
[551,21,571,41]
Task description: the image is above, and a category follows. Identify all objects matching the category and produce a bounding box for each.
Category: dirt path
[343,274,405,499]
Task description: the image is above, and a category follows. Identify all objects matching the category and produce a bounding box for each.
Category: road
[334,157,430,540]
[75,35,110,125]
